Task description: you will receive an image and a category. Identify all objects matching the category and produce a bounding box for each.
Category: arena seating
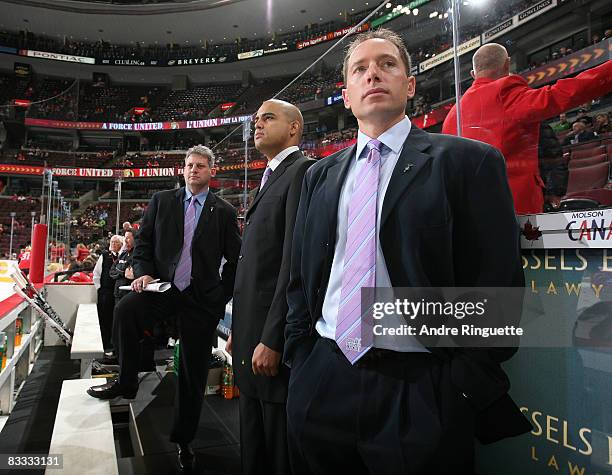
[0,197,39,256]
[568,154,608,169]
[565,161,610,193]
[0,0,547,72]
[78,83,152,123]
[570,145,606,159]
[152,84,246,121]
[559,133,612,206]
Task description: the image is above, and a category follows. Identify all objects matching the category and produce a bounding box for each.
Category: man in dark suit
[87,145,241,471]
[227,99,313,475]
[92,234,122,352]
[284,28,531,474]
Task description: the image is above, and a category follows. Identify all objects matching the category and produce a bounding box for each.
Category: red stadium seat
[565,139,602,153]
[563,188,612,206]
[565,161,610,194]
[570,145,606,159]
[568,154,608,169]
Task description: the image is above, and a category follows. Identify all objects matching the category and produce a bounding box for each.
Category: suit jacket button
[246,220,250,226]
[241,360,245,365]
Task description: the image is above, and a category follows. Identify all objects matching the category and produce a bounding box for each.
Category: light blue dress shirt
[183,187,208,227]
[183,187,208,224]
[316,116,427,352]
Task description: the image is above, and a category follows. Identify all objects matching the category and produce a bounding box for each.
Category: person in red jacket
[76,243,90,262]
[442,43,612,215]
[18,245,32,275]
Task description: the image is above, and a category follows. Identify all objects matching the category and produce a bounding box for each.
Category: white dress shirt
[268,146,300,172]
[260,146,300,190]
[316,116,427,352]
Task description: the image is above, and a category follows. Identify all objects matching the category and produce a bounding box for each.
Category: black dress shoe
[177,443,195,472]
[98,352,119,365]
[86,380,138,400]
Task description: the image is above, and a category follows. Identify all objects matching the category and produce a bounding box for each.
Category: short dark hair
[343,28,412,82]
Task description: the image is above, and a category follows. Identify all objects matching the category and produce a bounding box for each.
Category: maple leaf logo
[521,220,542,241]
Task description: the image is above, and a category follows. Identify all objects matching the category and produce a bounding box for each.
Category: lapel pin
[210,206,214,212]
[403,163,414,173]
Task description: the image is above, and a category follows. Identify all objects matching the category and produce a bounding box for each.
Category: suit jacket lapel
[381,126,432,226]
[194,191,216,239]
[325,144,355,241]
[173,188,185,237]
[247,151,300,217]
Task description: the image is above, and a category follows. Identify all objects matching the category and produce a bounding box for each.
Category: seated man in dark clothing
[563,120,597,145]
[110,230,135,302]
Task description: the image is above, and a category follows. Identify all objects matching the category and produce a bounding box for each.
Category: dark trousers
[113,286,218,444]
[96,288,115,351]
[286,338,475,475]
[112,293,155,369]
[239,392,290,475]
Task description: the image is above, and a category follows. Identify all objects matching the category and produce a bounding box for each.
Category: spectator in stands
[76,242,89,262]
[551,113,571,133]
[93,234,123,353]
[594,113,610,135]
[87,145,241,472]
[563,120,597,145]
[575,107,594,128]
[442,43,612,214]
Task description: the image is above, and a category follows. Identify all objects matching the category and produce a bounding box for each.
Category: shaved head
[472,43,510,79]
[263,99,304,134]
[254,99,304,159]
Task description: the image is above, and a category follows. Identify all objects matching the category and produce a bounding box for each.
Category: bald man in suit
[228,100,314,475]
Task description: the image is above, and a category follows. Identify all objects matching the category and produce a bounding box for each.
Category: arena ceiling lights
[0,0,381,45]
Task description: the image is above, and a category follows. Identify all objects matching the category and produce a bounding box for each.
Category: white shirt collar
[267,145,300,171]
[356,116,412,160]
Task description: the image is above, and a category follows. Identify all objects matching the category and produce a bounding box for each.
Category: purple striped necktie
[260,166,273,189]
[335,139,382,364]
[173,196,197,291]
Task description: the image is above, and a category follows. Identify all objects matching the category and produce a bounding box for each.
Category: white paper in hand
[119,281,171,292]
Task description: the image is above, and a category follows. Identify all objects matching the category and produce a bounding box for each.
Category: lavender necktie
[260,166,273,190]
[335,139,382,364]
[173,196,197,291]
